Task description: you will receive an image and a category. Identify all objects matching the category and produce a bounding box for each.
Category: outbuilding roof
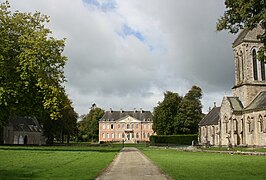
[100,109,153,122]
[199,107,220,126]
[227,97,244,111]
[9,116,42,132]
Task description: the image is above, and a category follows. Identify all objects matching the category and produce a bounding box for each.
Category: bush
[149,134,198,145]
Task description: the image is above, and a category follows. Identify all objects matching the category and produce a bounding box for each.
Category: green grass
[0,145,121,180]
[141,147,266,180]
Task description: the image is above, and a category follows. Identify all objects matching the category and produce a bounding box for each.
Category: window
[132,124,134,129]
[247,117,251,133]
[107,133,109,138]
[136,133,139,139]
[259,116,263,132]
[122,133,125,138]
[261,60,265,80]
[118,124,120,129]
[111,133,114,138]
[252,49,258,80]
[102,133,105,139]
[122,124,125,129]
[136,124,138,129]
[103,124,105,129]
[127,124,130,129]
[132,133,134,138]
[111,124,114,129]
[143,133,146,138]
[147,133,150,138]
[107,124,109,129]
[118,133,120,138]
[144,124,146,129]
[148,123,150,130]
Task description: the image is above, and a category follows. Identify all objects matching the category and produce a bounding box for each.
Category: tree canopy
[78,105,104,142]
[217,0,266,60]
[0,1,68,127]
[153,86,203,135]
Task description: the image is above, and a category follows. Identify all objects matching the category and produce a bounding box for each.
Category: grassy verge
[0,145,121,179]
[141,147,266,180]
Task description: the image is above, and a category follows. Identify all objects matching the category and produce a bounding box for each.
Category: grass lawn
[141,148,266,180]
[0,145,121,180]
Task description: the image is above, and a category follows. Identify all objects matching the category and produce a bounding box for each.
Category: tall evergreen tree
[153,91,182,135]
[174,86,203,134]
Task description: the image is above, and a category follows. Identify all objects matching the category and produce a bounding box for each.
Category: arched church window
[260,59,265,80]
[224,116,228,133]
[236,53,241,83]
[247,116,251,133]
[252,49,258,80]
[240,51,244,81]
[259,115,263,132]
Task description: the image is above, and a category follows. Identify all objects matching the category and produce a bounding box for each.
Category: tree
[78,105,104,142]
[174,86,203,134]
[153,91,182,135]
[216,0,266,60]
[0,1,67,128]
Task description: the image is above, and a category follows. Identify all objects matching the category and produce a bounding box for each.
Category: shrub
[149,134,198,145]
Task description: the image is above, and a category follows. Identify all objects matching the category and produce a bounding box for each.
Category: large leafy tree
[174,86,203,134]
[217,0,266,60]
[78,105,104,142]
[0,1,67,127]
[153,91,182,135]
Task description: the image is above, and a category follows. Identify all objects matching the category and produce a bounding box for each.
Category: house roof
[9,116,42,132]
[232,25,264,47]
[245,91,266,110]
[100,110,153,122]
[199,107,220,126]
[227,97,244,111]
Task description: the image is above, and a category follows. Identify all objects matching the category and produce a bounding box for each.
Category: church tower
[232,25,266,107]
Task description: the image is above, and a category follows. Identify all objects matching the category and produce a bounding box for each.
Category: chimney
[134,108,137,113]
[120,108,123,113]
[110,108,113,113]
[214,102,216,107]
[140,108,143,113]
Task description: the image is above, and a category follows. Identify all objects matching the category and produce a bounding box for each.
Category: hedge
[149,134,198,145]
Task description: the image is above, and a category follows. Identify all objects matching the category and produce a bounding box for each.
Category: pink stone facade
[99,109,154,142]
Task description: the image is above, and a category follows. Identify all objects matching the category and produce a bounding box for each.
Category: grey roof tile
[199,107,220,126]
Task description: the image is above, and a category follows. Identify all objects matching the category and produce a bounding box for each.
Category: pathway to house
[96,147,170,180]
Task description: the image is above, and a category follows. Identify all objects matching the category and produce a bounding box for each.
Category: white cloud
[9,0,237,115]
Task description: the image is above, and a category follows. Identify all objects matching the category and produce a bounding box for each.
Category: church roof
[232,25,264,47]
[245,91,266,110]
[100,110,153,122]
[227,97,244,111]
[199,107,220,126]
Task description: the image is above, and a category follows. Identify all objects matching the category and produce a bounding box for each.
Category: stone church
[199,26,266,147]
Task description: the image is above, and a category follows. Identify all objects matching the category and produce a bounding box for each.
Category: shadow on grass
[0,146,122,153]
[0,169,36,180]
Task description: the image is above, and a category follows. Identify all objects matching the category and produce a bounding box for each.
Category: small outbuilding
[3,116,45,145]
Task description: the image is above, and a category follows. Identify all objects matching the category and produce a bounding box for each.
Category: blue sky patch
[83,0,116,12]
[122,25,145,42]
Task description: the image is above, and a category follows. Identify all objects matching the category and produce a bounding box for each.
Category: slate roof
[245,91,266,110]
[100,110,153,122]
[227,97,244,111]
[9,116,43,132]
[199,107,220,126]
[232,25,264,47]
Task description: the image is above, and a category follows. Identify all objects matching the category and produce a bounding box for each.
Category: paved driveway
[96,147,169,180]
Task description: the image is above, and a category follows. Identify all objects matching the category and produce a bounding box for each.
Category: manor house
[199,26,266,147]
[99,108,154,143]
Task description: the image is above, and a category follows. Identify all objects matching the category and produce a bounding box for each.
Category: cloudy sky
[9,0,237,115]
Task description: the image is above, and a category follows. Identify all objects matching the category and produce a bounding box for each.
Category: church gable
[245,91,266,111]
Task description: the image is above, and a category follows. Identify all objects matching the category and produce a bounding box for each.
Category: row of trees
[0,1,77,144]
[153,86,203,135]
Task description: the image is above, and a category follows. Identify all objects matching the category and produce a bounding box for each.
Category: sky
[8,0,237,116]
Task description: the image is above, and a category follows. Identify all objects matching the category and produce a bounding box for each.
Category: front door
[127,133,130,140]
